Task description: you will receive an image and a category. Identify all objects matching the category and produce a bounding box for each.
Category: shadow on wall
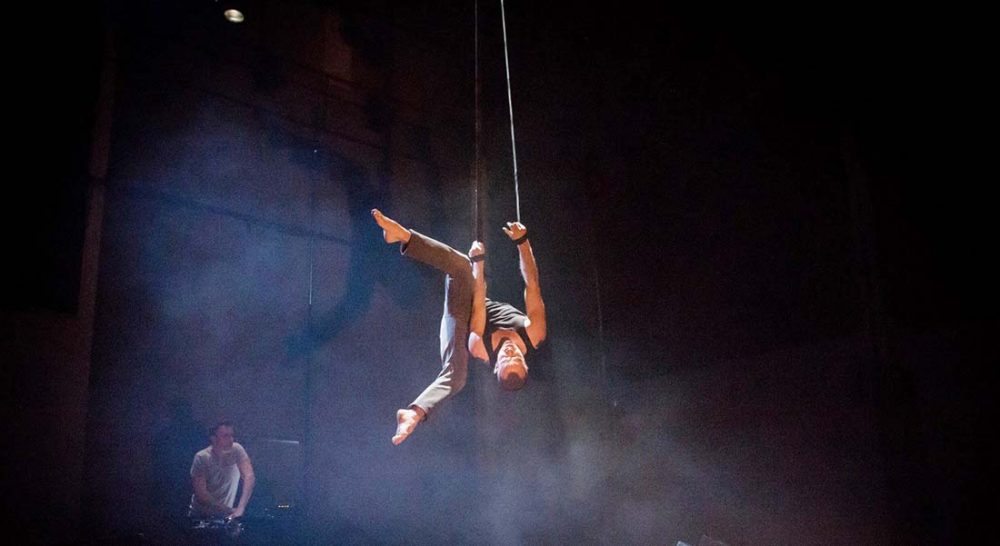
[273,101,449,365]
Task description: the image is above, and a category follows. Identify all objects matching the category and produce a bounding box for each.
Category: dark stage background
[2,1,994,544]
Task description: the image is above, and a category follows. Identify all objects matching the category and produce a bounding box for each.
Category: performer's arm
[503,222,547,346]
[467,241,489,360]
[231,455,255,518]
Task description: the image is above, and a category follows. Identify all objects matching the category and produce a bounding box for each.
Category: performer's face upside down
[495,336,528,391]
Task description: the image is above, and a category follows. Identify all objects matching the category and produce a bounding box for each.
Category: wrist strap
[470,253,486,262]
[513,234,529,246]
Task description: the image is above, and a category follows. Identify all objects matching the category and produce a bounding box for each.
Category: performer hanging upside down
[372,209,547,445]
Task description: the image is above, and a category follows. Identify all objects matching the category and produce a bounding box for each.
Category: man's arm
[467,241,489,361]
[503,222,546,346]
[231,456,256,518]
[192,475,234,516]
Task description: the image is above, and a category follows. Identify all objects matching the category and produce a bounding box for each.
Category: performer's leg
[393,267,474,445]
[401,229,472,278]
[372,208,470,277]
[374,209,475,444]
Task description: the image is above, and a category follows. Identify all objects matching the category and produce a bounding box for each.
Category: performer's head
[495,337,527,391]
[209,421,236,454]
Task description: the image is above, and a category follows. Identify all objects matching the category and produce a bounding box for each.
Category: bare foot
[371,209,411,244]
[392,407,423,445]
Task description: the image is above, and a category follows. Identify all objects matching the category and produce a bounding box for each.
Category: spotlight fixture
[223,8,245,23]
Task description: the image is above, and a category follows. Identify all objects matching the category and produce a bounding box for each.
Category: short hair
[208,420,235,438]
[499,370,526,391]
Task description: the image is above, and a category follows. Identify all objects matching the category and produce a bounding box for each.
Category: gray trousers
[402,230,474,416]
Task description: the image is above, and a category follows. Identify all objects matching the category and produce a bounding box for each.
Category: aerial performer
[371,208,546,445]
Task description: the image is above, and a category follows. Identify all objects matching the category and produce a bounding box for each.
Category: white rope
[499,0,520,222]
[474,0,482,240]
